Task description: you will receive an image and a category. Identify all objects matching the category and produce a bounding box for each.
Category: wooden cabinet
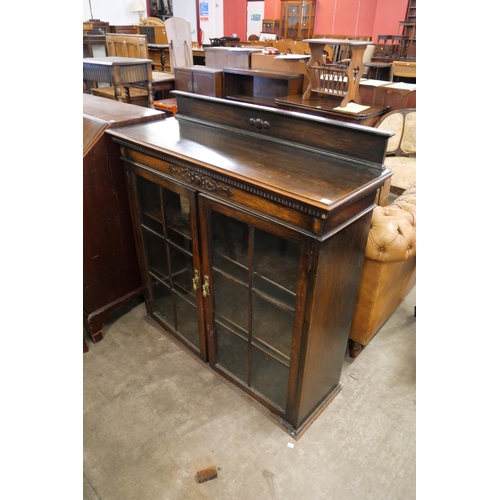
[174,66,223,97]
[83,94,166,342]
[139,25,168,44]
[223,67,303,106]
[108,91,392,437]
[83,20,110,34]
[280,0,316,40]
[262,19,281,35]
[204,47,262,69]
[110,25,139,34]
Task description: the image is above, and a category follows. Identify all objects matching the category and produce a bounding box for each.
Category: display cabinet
[280,0,316,40]
[108,91,392,438]
[262,19,281,35]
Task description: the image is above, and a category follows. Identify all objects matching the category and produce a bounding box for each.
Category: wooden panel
[204,47,262,69]
[105,33,149,58]
[172,91,392,166]
[174,66,223,97]
[83,95,165,342]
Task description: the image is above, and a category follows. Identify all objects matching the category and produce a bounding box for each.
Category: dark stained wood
[223,67,303,107]
[275,94,390,127]
[83,95,165,343]
[83,57,155,108]
[107,93,392,438]
[174,66,224,97]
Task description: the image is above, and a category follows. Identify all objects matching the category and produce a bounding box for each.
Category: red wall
[225,0,409,42]
[223,0,248,38]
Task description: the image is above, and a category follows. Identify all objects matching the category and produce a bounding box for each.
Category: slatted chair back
[105,33,149,59]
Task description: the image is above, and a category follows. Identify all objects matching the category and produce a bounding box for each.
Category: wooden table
[275,94,390,127]
[83,56,155,108]
[148,43,170,72]
[302,38,369,106]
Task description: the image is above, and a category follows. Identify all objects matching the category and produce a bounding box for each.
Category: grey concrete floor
[84,286,416,500]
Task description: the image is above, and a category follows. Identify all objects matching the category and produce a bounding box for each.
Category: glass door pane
[206,205,301,412]
[135,174,202,353]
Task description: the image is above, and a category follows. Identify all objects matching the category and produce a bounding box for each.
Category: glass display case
[280,0,316,40]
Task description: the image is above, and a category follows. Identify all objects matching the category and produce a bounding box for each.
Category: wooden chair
[375,108,416,196]
[391,61,416,81]
[248,34,259,42]
[105,33,148,58]
[340,43,376,77]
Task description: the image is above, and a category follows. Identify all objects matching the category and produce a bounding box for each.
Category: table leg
[114,85,125,102]
[147,81,154,108]
[160,48,166,72]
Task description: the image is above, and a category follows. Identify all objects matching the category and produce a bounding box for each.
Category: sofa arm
[365,203,416,263]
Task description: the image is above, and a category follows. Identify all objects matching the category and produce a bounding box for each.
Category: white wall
[171,0,197,42]
[246,1,264,40]
[83,0,145,25]
[83,0,224,40]
[198,0,224,42]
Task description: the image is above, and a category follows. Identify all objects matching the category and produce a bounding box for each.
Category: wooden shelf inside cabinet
[106,91,393,438]
[223,67,303,107]
[302,38,369,107]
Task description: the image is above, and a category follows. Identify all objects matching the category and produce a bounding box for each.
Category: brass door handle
[202,275,210,297]
[192,270,200,291]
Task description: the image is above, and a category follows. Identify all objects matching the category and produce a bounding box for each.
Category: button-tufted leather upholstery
[366,189,416,263]
[348,186,416,358]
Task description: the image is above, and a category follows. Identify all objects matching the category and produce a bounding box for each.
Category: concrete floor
[83,286,416,500]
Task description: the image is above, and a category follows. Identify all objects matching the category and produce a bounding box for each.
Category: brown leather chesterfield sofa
[348,186,416,358]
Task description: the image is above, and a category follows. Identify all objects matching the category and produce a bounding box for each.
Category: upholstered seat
[375,108,416,195]
[348,186,416,357]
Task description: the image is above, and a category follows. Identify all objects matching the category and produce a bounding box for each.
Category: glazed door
[130,170,207,360]
[199,195,310,419]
